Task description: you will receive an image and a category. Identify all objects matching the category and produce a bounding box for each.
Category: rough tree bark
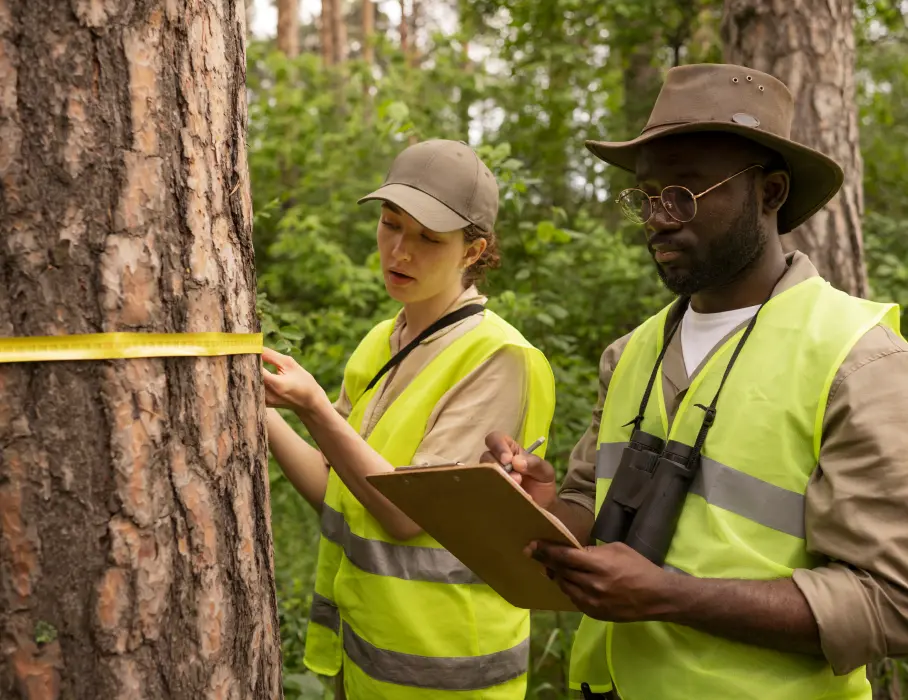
[722,0,869,297]
[0,1,282,698]
[277,0,300,58]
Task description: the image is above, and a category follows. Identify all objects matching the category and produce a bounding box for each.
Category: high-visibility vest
[569,277,900,700]
[303,308,556,699]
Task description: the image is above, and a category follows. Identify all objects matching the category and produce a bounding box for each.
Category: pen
[503,436,546,473]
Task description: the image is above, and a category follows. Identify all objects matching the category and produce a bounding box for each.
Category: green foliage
[250,1,908,697]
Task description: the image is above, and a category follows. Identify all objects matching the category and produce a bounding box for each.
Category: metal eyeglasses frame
[617,164,764,224]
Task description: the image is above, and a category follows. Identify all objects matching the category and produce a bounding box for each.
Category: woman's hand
[261,347,329,414]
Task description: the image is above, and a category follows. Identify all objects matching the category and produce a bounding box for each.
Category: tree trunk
[722,0,869,298]
[332,0,348,64]
[362,0,374,65]
[399,0,408,55]
[0,2,282,699]
[245,0,254,37]
[321,0,336,65]
[277,0,300,58]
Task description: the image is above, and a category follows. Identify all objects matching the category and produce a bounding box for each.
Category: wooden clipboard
[366,462,582,612]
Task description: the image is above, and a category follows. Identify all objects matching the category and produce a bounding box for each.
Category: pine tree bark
[722,0,869,297]
[0,1,282,698]
[277,0,300,58]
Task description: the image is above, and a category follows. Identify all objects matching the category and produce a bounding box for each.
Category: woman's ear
[463,237,488,268]
[763,170,790,214]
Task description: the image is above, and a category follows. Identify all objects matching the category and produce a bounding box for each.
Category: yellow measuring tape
[0,332,263,364]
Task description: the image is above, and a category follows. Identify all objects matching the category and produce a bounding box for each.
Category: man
[484,63,908,699]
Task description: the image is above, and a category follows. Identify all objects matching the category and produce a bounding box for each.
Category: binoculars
[591,429,699,566]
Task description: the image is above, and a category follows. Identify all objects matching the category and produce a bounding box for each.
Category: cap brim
[585,122,844,234]
[357,183,471,232]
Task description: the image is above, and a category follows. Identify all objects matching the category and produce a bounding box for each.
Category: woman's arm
[266,408,329,511]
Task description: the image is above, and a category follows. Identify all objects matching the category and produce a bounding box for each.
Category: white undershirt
[680,304,760,377]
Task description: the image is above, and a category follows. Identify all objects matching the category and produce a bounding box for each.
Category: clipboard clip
[395,461,465,471]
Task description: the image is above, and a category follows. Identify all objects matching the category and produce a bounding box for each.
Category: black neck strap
[625,297,689,432]
[365,303,486,392]
[628,271,784,452]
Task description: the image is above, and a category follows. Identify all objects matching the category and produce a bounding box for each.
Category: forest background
[245,0,908,697]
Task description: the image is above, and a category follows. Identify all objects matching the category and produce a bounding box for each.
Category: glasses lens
[662,186,697,222]
[618,189,651,224]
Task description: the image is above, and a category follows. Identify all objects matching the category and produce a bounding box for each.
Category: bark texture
[722,0,868,297]
[0,1,282,698]
[276,0,299,58]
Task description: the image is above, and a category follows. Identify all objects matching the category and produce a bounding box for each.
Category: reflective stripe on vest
[320,504,481,584]
[304,309,556,698]
[342,622,530,691]
[595,442,806,538]
[569,277,901,700]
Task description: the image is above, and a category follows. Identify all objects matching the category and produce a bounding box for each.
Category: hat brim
[585,122,844,234]
[357,183,471,233]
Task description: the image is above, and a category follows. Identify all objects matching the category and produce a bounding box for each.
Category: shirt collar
[391,285,488,348]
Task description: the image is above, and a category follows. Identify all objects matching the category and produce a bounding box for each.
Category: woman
[263,139,556,699]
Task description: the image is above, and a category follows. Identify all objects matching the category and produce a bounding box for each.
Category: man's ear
[763,170,790,214]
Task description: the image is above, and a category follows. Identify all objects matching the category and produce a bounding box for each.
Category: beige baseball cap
[358,139,499,233]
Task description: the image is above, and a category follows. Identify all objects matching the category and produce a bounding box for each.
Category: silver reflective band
[595,442,805,538]
[343,622,529,690]
[320,504,482,584]
[310,592,340,634]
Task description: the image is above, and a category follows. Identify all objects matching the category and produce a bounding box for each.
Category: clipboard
[366,462,583,612]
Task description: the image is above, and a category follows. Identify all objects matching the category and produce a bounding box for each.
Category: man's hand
[481,431,558,509]
[528,540,675,622]
[262,347,330,415]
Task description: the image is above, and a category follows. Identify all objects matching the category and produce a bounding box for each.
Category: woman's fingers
[261,347,293,371]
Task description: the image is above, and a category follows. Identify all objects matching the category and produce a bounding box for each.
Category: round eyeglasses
[617,164,764,225]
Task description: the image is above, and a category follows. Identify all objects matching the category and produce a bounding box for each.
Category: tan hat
[585,63,844,234]
[358,139,499,233]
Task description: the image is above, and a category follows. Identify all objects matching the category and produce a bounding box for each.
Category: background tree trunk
[277,0,300,58]
[0,2,282,698]
[332,0,348,64]
[399,0,408,55]
[321,0,336,65]
[362,0,375,65]
[722,0,869,297]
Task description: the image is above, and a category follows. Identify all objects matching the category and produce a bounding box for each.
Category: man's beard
[653,197,768,297]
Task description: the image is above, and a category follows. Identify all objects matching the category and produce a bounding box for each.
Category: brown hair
[462,224,501,287]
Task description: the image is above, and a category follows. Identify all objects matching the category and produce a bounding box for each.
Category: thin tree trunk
[245,0,255,38]
[399,0,409,55]
[0,2,281,698]
[332,0,348,64]
[722,0,869,298]
[277,0,300,57]
[408,0,420,66]
[362,0,375,65]
[321,0,336,66]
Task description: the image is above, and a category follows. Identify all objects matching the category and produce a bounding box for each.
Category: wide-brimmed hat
[358,139,499,233]
[585,63,844,233]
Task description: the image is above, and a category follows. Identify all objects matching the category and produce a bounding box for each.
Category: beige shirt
[333,285,530,466]
[559,251,908,675]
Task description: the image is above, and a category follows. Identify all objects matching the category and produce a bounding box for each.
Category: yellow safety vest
[304,308,556,699]
[569,277,900,699]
